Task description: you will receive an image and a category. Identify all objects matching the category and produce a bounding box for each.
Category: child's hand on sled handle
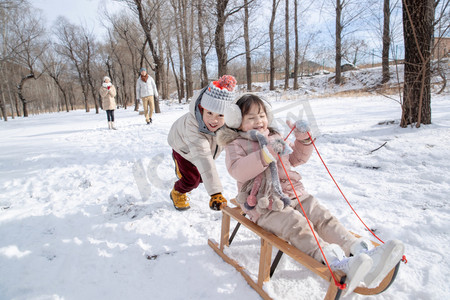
[286,120,311,141]
[209,193,228,211]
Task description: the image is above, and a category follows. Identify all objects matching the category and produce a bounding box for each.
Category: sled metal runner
[208,203,400,300]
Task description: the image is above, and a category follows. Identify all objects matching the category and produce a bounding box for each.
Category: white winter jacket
[136,75,158,99]
[167,90,224,196]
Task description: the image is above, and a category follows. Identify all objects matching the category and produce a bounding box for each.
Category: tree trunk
[168,43,182,102]
[180,0,193,99]
[0,87,7,121]
[50,75,69,112]
[244,0,252,91]
[6,82,15,118]
[284,0,289,90]
[86,70,100,114]
[269,0,280,90]
[215,0,229,77]
[382,0,391,83]
[176,27,186,99]
[156,3,166,106]
[293,0,299,90]
[170,0,186,98]
[17,74,34,117]
[74,63,90,112]
[197,0,209,87]
[335,0,342,85]
[135,39,147,111]
[120,62,128,109]
[134,0,163,107]
[401,0,433,127]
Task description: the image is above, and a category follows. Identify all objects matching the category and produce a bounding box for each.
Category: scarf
[194,86,216,136]
[141,74,148,83]
[218,127,292,215]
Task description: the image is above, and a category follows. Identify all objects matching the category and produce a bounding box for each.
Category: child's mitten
[287,120,311,140]
[270,138,293,155]
[209,193,227,210]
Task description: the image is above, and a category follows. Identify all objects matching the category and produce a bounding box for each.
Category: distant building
[433,37,450,59]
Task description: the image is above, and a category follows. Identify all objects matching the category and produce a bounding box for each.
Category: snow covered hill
[1,69,449,299]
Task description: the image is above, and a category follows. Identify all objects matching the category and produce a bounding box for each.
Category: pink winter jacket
[221,129,313,221]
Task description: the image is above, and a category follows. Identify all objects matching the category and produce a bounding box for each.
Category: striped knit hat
[200,75,237,114]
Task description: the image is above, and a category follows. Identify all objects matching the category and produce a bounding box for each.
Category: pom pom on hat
[212,75,237,91]
[200,75,237,114]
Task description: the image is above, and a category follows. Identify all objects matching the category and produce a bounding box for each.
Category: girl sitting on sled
[217,93,405,295]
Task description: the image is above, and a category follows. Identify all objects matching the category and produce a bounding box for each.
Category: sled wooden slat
[208,202,400,300]
[208,239,272,300]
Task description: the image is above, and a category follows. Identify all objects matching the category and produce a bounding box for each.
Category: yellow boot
[170,188,190,210]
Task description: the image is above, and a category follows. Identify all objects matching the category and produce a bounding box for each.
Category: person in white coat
[136,68,158,124]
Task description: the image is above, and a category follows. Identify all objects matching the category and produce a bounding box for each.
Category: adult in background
[99,76,117,130]
[136,67,158,124]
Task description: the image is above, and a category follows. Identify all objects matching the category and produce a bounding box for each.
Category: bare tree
[335,0,343,84]
[8,5,48,117]
[214,0,248,77]
[178,0,194,98]
[41,47,71,112]
[293,0,299,90]
[169,0,186,100]
[0,0,27,120]
[292,0,314,89]
[284,0,289,90]
[330,0,370,84]
[196,0,210,88]
[243,0,252,91]
[431,0,450,94]
[124,0,165,98]
[341,38,368,65]
[82,28,101,114]
[104,10,147,109]
[401,0,433,127]
[269,0,281,90]
[382,0,391,83]
[54,18,93,112]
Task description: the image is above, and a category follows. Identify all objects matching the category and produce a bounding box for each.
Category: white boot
[362,240,404,288]
[108,121,112,129]
[323,244,373,296]
[111,121,117,130]
[350,237,374,256]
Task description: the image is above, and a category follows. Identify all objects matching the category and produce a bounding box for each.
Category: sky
[33,0,124,38]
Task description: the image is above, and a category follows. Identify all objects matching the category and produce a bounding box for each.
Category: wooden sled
[208,202,400,300]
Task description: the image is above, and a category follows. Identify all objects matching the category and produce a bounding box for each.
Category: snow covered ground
[1,71,449,299]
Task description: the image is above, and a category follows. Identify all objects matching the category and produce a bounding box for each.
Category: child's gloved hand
[209,193,227,210]
[286,120,311,141]
[270,138,293,155]
[248,130,269,147]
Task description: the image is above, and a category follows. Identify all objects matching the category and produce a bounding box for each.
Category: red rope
[305,132,385,244]
[277,153,346,290]
[284,126,407,263]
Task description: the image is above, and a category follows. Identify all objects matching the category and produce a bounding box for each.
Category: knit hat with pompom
[200,75,237,114]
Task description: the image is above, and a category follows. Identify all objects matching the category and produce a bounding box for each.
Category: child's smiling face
[202,108,225,132]
[239,103,268,133]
